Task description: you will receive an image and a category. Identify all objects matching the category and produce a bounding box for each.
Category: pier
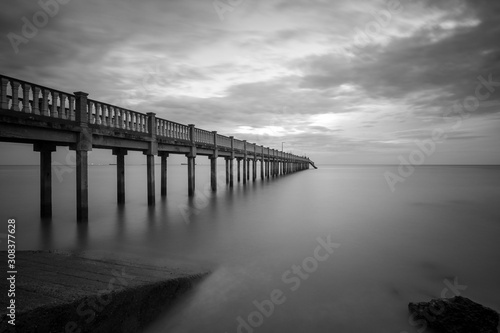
[0,74,317,222]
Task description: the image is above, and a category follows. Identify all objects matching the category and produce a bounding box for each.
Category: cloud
[1,0,499,164]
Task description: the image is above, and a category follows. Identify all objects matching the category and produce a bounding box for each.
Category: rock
[408,296,499,333]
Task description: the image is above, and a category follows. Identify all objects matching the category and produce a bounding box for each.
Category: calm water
[1,164,499,332]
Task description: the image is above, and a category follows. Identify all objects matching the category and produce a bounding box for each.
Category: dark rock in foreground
[408,296,499,333]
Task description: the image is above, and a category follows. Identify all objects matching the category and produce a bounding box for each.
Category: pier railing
[0,74,311,161]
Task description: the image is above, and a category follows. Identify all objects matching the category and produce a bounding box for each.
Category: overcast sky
[1,0,499,165]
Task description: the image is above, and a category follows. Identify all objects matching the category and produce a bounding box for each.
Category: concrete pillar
[34,143,56,218]
[160,152,168,197]
[252,144,257,182]
[247,159,250,180]
[188,124,196,196]
[243,140,247,185]
[74,91,91,222]
[261,145,265,180]
[237,159,241,182]
[187,155,195,196]
[229,136,234,187]
[211,131,218,192]
[145,112,157,205]
[76,150,88,222]
[146,154,155,205]
[112,148,127,204]
[229,158,234,187]
[210,157,217,191]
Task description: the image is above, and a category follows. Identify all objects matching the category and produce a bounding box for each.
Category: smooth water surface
[1,164,499,332]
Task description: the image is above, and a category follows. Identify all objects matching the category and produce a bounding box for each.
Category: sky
[1,0,499,165]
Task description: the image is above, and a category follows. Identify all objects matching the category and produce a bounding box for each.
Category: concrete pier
[0,74,316,222]
[0,251,208,333]
[160,152,168,197]
[237,158,241,182]
[187,156,195,196]
[34,143,56,218]
[112,148,127,204]
[146,154,155,205]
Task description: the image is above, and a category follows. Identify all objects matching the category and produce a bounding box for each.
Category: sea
[1,164,499,333]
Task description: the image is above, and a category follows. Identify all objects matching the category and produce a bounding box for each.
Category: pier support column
[74,91,91,222]
[229,158,234,188]
[247,159,250,181]
[211,131,218,192]
[187,124,196,197]
[237,159,241,182]
[112,148,127,204]
[243,158,247,185]
[34,143,56,218]
[243,140,247,185]
[187,155,196,196]
[261,159,265,180]
[261,146,265,180]
[146,154,155,205]
[253,159,257,182]
[225,159,229,185]
[76,150,89,221]
[159,152,168,197]
[210,157,217,192]
[229,136,234,188]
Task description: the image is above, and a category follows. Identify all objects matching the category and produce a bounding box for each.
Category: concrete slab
[1,251,210,333]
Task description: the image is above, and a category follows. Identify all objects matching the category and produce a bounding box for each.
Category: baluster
[101,105,107,126]
[87,101,93,123]
[124,110,130,130]
[41,89,49,116]
[60,94,67,119]
[119,109,124,129]
[114,108,119,128]
[22,83,31,113]
[105,106,111,127]
[69,96,75,121]
[108,107,113,127]
[50,91,58,117]
[94,103,101,124]
[111,107,117,128]
[115,107,120,128]
[11,80,20,111]
[122,110,127,130]
[117,108,122,128]
[0,78,8,109]
[32,86,40,115]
